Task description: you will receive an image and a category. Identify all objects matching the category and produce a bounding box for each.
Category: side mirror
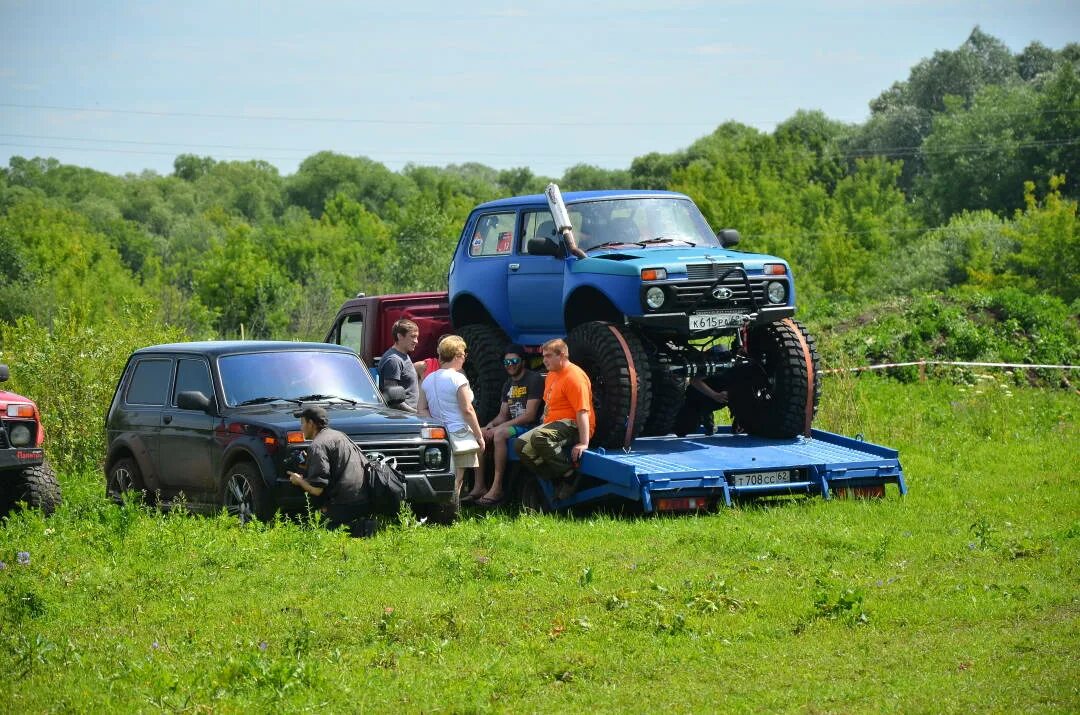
[717,229,740,247]
[383,385,407,408]
[0,364,8,383]
[527,236,563,258]
[177,390,215,413]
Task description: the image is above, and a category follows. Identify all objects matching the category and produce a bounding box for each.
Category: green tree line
[0,28,1076,344]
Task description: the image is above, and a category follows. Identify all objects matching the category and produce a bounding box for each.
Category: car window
[218,350,382,407]
[521,210,556,254]
[126,358,172,406]
[173,358,213,406]
[338,315,364,355]
[469,212,515,257]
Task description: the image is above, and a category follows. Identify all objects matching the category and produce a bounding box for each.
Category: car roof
[473,189,690,211]
[132,341,355,358]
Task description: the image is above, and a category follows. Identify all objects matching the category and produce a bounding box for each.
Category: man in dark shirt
[471,344,544,506]
[286,406,373,536]
[378,319,420,412]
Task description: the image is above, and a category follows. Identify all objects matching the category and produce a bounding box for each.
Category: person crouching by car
[417,335,486,502]
[287,406,374,536]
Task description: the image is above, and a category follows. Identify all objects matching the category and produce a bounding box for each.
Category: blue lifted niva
[448,189,821,447]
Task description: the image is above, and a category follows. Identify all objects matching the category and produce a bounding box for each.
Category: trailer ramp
[543,428,905,512]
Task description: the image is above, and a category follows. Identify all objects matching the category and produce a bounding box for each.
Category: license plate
[689,313,743,331]
[730,470,794,486]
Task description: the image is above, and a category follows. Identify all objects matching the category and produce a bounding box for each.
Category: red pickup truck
[324,292,453,370]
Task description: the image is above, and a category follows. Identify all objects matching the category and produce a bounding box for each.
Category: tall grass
[1,377,1077,712]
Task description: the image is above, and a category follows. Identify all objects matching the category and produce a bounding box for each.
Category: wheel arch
[450,293,497,329]
[105,435,159,489]
[221,443,273,489]
[564,287,623,332]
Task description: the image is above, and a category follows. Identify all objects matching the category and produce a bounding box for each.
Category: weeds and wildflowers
[0,378,1076,712]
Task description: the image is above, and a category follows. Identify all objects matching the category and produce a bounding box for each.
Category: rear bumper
[0,447,44,471]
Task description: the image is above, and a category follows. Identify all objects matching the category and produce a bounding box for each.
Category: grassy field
[1,376,1077,713]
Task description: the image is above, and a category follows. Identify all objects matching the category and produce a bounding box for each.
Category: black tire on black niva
[566,321,652,448]
[458,323,509,426]
[11,461,62,516]
[221,461,274,523]
[107,456,151,504]
[728,319,821,438]
[412,498,460,525]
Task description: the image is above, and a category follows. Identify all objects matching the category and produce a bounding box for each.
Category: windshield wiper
[237,396,301,406]
[294,394,358,405]
[635,236,695,246]
[586,241,635,251]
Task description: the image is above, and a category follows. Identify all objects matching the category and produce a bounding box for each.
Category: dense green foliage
[0,28,1076,350]
[1,379,1076,712]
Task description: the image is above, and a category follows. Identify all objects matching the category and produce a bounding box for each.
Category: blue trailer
[519,427,905,513]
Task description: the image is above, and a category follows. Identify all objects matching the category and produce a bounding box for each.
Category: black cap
[294,405,329,427]
[504,343,526,358]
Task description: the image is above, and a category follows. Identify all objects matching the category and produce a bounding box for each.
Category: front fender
[565,274,644,318]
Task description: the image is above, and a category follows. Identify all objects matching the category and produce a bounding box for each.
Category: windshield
[218,350,381,408]
[569,198,719,252]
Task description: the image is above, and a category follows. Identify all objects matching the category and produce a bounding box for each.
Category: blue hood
[573,245,789,277]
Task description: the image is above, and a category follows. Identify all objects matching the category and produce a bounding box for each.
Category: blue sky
[0,0,1076,178]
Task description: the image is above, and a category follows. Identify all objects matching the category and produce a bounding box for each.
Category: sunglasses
[503,357,522,366]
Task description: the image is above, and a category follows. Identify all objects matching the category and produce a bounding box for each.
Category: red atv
[0,363,61,516]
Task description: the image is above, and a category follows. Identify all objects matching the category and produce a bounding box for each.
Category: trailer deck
[529,428,906,512]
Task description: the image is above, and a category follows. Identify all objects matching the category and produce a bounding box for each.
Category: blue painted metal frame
[528,427,905,512]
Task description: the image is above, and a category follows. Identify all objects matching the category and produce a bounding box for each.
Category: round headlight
[645,286,666,310]
[423,446,445,468]
[767,281,786,304]
[9,424,32,446]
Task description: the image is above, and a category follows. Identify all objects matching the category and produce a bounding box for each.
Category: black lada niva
[104,341,456,522]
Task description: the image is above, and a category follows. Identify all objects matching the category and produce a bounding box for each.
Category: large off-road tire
[642,356,687,437]
[411,498,460,525]
[7,462,62,516]
[458,323,509,425]
[728,319,821,438]
[566,321,652,448]
[221,461,274,523]
[106,456,150,504]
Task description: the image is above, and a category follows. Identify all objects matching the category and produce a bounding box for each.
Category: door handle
[509,263,520,271]
[163,415,173,424]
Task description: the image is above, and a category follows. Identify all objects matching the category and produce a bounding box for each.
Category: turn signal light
[422,427,447,440]
[764,263,786,275]
[641,268,667,281]
[286,431,305,444]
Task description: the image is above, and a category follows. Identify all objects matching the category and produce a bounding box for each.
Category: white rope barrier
[821,360,1078,375]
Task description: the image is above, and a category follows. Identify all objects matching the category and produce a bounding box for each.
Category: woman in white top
[417,335,486,501]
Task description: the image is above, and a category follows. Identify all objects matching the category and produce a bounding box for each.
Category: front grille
[667,265,780,313]
[351,438,437,475]
[0,425,7,449]
[686,263,739,280]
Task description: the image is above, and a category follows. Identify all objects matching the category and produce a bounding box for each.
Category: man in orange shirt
[515,338,594,499]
